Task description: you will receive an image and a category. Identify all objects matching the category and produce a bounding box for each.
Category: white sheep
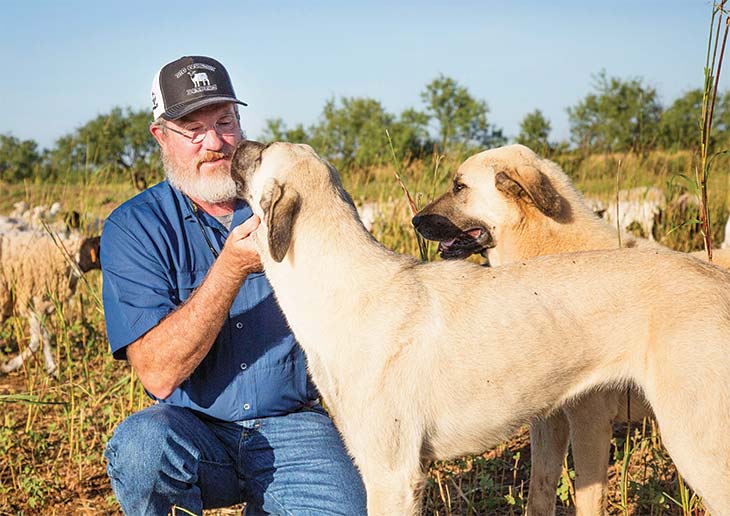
[6,201,85,234]
[0,229,101,375]
[355,199,407,233]
[602,186,666,240]
[9,201,29,219]
[356,202,384,233]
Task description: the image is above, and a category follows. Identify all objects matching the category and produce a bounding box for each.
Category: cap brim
[161,96,248,121]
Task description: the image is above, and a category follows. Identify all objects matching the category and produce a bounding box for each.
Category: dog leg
[644,367,730,515]
[38,315,58,377]
[361,466,426,516]
[1,312,45,374]
[566,392,619,516]
[527,411,569,516]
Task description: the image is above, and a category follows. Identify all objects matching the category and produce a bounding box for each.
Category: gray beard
[162,152,238,204]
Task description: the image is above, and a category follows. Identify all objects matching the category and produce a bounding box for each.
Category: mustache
[197,149,233,167]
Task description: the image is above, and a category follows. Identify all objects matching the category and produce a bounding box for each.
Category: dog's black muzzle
[411,213,495,260]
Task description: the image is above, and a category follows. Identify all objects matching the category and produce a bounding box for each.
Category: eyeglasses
[164,114,240,144]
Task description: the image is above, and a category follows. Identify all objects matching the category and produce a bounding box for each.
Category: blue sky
[1,0,714,151]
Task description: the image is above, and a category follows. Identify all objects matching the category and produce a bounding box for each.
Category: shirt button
[240,363,248,370]
[236,322,243,329]
[243,403,251,410]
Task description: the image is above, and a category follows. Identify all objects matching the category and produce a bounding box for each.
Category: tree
[388,108,433,162]
[0,134,41,182]
[260,118,311,144]
[708,90,730,151]
[420,74,504,152]
[567,71,662,154]
[309,97,397,170]
[657,89,703,151]
[47,107,158,179]
[515,110,552,154]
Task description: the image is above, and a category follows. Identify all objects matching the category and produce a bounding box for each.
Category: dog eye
[453,182,466,193]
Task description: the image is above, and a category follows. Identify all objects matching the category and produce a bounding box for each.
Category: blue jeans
[104,403,366,515]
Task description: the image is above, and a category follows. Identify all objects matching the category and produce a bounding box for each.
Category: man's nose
[201,128,225,150]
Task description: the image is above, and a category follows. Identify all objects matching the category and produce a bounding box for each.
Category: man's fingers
[233,215,261,238]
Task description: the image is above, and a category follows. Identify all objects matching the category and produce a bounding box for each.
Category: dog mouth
[436,227,495,259]
[412,213,495,260]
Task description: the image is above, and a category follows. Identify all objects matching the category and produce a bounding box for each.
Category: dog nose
[411,214,422,228]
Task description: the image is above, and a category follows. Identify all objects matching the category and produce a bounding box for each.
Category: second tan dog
[413,144,730,515]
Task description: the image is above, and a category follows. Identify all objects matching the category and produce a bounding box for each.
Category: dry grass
[0,149,724,514]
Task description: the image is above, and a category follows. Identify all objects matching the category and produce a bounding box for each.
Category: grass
[0,148,724,514]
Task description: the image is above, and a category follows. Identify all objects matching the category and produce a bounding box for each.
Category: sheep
[355,199,409,233]
[5,201,89,234]
[0,229,101,375]
[602,186,667,240]
[9,201,29,219]
[356,202,384,232]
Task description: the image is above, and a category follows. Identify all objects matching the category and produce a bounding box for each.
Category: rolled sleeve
[101,217,177,359]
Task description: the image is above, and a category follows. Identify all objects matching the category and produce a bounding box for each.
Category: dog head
[412,144,570,260]
[231,140,355,263]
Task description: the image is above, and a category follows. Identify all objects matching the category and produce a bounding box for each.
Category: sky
[0,0,716,151]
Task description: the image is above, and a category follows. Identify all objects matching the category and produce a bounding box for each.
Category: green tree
[567,71,662,154]
[388,108,433,163]
[47,106,158,179]
[657,89,703,151]
[515,109,552,154]
[260,118,311,144]
[708,90,730,151]
[420,74,504,152]
[309,97,397,170]
[0,134,41,182]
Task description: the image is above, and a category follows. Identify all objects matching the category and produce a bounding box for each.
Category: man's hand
[127,215,264,399]
[219,215,263,279]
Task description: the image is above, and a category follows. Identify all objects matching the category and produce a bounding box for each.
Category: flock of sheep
[0,201,101,375]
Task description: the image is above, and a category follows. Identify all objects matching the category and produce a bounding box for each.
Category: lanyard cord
[188,198,220,259]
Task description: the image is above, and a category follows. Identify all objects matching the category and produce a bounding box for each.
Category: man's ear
[150,123,166,146]
[494,165,565,219]
[260,179,301,263]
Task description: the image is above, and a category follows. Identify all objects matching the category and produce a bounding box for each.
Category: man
[101,56,366,515]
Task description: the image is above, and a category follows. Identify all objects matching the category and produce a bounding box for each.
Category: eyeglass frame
[162,112,242,144]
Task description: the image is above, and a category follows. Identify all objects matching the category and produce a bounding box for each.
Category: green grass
[0,149,724,514]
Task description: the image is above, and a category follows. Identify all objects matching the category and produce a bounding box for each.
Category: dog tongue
[438,238,457,253]
[467,229,482,238]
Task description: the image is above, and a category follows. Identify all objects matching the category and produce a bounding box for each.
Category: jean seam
[248,476,296,516]
[198,458,233,467]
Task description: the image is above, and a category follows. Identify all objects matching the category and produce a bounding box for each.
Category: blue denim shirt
[101,181,317,422]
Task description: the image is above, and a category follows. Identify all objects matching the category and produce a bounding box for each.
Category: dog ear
[495,165,564,218]
[260,179,301,263]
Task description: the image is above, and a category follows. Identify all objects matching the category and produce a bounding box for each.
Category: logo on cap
[189,71,210,87]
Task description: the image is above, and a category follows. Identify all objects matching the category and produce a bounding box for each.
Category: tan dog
[413,143,730,515]
[231,140,730,515]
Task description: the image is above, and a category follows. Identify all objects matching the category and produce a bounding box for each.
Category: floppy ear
[494,165,564,218]
[260,179,301,263]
